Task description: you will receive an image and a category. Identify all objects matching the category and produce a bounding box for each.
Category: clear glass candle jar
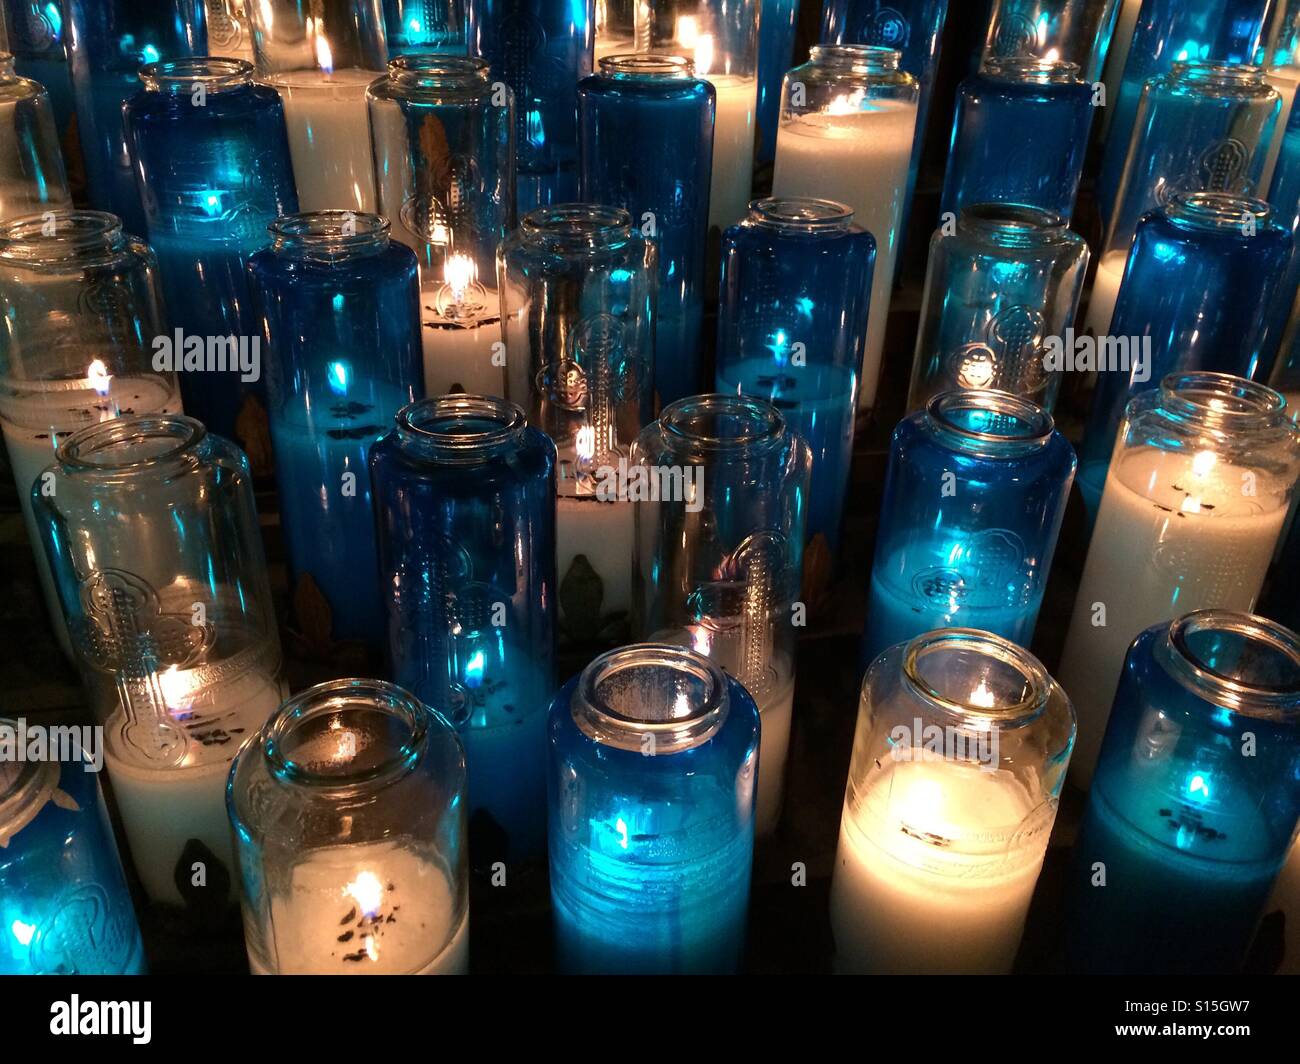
[123,57,299,457]
[228,678,470,974]
[715,197,875,566]
[247,0,387,213]
[907,203,1089,413]
[1097,0,1275,220]
[0,52,70,221]
[1086,61,1282,338]
[370,395,557,862]
[1067,610,1300,973]
[862,391,1076,664]
[941,57,1095,222]
[1059,373,1300,786]
[772,44,918,411]
[3,0,77,138]
[593,0,760,231]
[0,726,146,974]
[384,0,467,54]
[205,0,254,62]
[1077,193,1293,521]
[500,203,654,645]
[33,414,285,910]
[578,54,714,407]
[369,55,514,399]
[547,643,760,974]
[0,209,178,658]
[983,0,1121,82]
[630,394,810,836]
[468,0,593,215]
[66,0,208,236]
[832,629,1075,974]
[247,211,423,654]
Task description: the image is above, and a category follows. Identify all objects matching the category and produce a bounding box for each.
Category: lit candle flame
[315,30,334,76]
[968,680,997,709]
[691,627,712,655]
[444,253,475,305]
[345,870,385,919]
[694,32,714,76]
[87,359,112,396]
[159,665,198,711]
[677,15,698,48]
[1044,47,1060,62]
[1181,449,1218,513]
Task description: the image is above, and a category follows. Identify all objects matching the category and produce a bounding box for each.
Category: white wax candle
[420,283,505,397]
[1058,447,1290,785]
[706,75,758,232]
[772,103,917,409]
[106,668,284,906]
[0,373,180,658]
[753,677,794,836]
[1084,248,1127,338]
[1262,67,1300,191]
[829,758,1049,974]
[557,495,634,622]
[248,842,468,975]
[267,69,378,214]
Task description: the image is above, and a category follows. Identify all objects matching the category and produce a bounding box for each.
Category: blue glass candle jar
[0,52,71,221]
[66,0,208,236]
[578,54,713,408]
[547,643,760,974]
[124,57,298,458]
[755,0,799,163]
[369,55,514,399]
[248,211,423,655]
[0,728,146,974]
[819,1,949,269]
[228,678,470,974]
[907,204,1089,413]
[1087,61,1282,337]
[3,0,76,137]
[715,197,874,564]
[1067,610,1300,974]
[1263,77,1300,397]
[941,58,1095,222]
[1077,193,1292,521]
[1097,0,1275,221]
[500,204,654,646]
[384,0,467,54]
[982,0,1121,81]
[861,391,1076,665]
[33,414,286,911]
[370,395,557,862]
[630,395,810,835]
[468,0,593,214]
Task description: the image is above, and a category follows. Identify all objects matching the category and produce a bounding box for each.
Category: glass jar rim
[269,210,390,257]
[519,203,633,251]
[395,394,528,461]
[573,643,729,753]
[1168,60,1267,86]
[386,53,490,84]
[924,390,1056,451]
[0,209,126,264]
[259,678,433,790]
[56,414,207,472]
[747,196,856,231]
[659,393,787,453]
[1164,190,1274,233]
[1154,371,1287,429]
[140,56,254,91]
[598,53,696,78]
[809,44,901,73]
[980,56,1083,83]
[902,628,1054,726]
[1163,611,1300,719]
[957,202,1073,244]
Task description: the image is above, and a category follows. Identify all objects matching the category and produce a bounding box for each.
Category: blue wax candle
[578,55,714,407]
[1067,611,1300,974]
[548,645,760,974]
[861,390,1075,665]
[0,729,145,975]
[249,212,423,651]
[941,57,1095,222]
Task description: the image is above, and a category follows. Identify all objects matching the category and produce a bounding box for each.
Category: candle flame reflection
[827,90,867,114]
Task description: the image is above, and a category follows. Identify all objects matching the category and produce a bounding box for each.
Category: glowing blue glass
[383,0,466,52]
[3,0,76,138]
[756,0,799,162]
[982,0,1121,81]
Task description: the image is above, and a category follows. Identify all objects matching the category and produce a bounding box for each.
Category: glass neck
[981,56,1082,83]
[809,44,901,76]
[1159,611,1300,721]
[1151,372,1288,436]
[902,629,1053,728]
[386,54,491,92]
[140,57,255,92]
[747,196,856,233]
[573,644,729,754]
[0,210,129,267]
[58,415,207,473]
[957,203,1069,247]
[1164,191,1274,234]
[599,53,695,79]
[519,204,633,253]
[395,395,528,464]
[1169,61,1268,91]
[658,394,786,458]
[262,679,427,792]
[270,211,390,261]
[923,390,1055,458]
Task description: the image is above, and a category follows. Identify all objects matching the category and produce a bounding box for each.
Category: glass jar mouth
[599,53,695,78]
[520,204,633,251]
[809,44,901,74]
[748,196,856,231]
[1156,371,1287,429]
[925,390,1055,451]
[1164,611,1300,719]
[261,679,431,790]
[573,643,729,754]
[0,209,125,264]
[140,56,254,91]
[980,56,1083,83]
[56,414,207,472]
[386,53,490,86]
[1165,191,1274,233]
[269,210,390,258]
[1169,60,1268,89]
[958,202,1071,245]
[902,629,1053,726]
[395,395,527,460]
[659,393,786,453]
